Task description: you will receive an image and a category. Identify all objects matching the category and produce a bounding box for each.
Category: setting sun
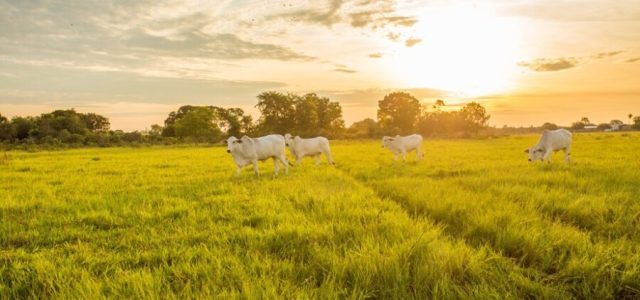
[388,3,523,97]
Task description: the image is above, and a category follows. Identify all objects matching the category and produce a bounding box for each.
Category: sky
[0,0,639,130]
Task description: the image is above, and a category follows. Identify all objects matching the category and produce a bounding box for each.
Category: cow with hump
[381,134,424,161]
[525,129,572,163]
[226,134,290,176]
[284,134,334,166]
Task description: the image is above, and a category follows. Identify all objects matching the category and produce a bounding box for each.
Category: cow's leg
[401,149,407,162]
[252,160,259,176]
[325,150,335,165]
[564,146,571,164]
[314,154,321,166]
[416,147,423,160]
[296,155,302,166]
[542,150,553,163]
[273,157,280,176]
[278,154,289,175]
[235,165,242,176]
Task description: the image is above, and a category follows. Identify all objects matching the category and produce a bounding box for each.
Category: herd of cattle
[225,128,573,176]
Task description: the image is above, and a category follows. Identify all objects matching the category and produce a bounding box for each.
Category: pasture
[1,133,639,299]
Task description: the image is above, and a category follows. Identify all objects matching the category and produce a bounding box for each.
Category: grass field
[1,133,639,299]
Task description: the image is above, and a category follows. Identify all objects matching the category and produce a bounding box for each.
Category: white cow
[226,134,289,176]
[381,134,423,161]
[525,129,572,163]
[284,134,334,166]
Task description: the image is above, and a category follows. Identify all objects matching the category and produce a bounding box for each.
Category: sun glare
[388,4,523,98]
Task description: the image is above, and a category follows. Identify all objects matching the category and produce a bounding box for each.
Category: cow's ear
[524,149,530,153]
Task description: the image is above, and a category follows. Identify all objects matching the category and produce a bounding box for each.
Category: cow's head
[382,136,395,148]
[525,147,544,162]
[284,133,293,146]
[226,136,243,153]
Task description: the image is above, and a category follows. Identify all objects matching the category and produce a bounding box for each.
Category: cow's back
[253,135,286,159]
[542,129,572,148]
[402,134,423,148]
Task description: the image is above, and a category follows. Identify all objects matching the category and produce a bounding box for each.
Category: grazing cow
[381,134,423,161]
[226,135,289,176]
[284,134,334,166]
[525,129,572,163]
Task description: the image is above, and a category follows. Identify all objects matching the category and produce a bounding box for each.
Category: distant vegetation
[1,92,639,149]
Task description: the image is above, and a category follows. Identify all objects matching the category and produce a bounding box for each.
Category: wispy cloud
[626,57,640,63]
[591,51,624,59]
[368,53,383,58]
[268,0,417,31]
[405,38,422,47]
[518,58,578,72]
[334,67,357,73]
[518,50,625,72]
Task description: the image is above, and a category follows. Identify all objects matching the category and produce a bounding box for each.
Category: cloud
[498,1,640,22]
[626,57,640,63]
[334,67,357,73]
[268,0,417,30]
[0,0,314,81]
[125,30,314,61]
[368,53,383,58]
[517,58,578,72]
[518,50,625,72]
[405,38,422,47]
[591,51,624,59]
[0,60,286,106]
[387,32,401,42]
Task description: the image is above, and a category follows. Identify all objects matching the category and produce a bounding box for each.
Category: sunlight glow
[389,3,524,98]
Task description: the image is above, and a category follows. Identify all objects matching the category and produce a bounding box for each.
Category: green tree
[541,122,558,130]
[11,117,36,140]
[377,92,421,135]
[0,113,14,141]
[255,91,296,135]
[460,102,490,132]
[291,93,344,137]
[81,113,110,132]
[346,118,379,139]
[293,94,320,136]
[173,107,222,141]
[633,116,640,130]
[214,107,253,138]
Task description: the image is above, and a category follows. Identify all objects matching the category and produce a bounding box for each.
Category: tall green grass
[1,133,639,298]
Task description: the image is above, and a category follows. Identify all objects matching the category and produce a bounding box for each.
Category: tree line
[2,91,638,148]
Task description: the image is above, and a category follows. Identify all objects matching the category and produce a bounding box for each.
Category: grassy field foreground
[1,133,639,299]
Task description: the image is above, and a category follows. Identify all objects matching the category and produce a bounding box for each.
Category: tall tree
[460,102,491,131]
[0,113,14,141]
[81,113,110,132]
[11,117,36,140]
[173,107,222,140]
[377,92,421,135]
[255,91,296,134]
